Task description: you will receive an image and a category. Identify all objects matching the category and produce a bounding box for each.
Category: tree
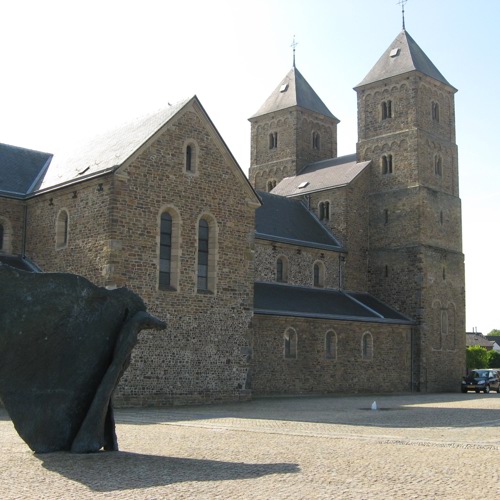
[466,346,488,369]
[487,350,500,368]
[486,329,500,336]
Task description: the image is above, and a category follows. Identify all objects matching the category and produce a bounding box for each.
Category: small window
[276,256,288,283]
[267,179,277,192]
[434,155,442,176]
[385,265,389,278]
[381,154,393,174]
[325,330,337,360]
[269,132,278,149]
[381,100,392,120]
[362,332,373,360]
[284,328,297,359]
[185,142,197,173]
[440,210,444,225]
[384,209,389,225]
[313,261,325,288]
[432,101,440,122]
[312,131,320,150]
[55,209,69,249]
[319,201,330,221]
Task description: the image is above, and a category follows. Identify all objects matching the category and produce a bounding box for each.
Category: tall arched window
[313,261,325,288]
[185,141,198,173]
[382,154,393,174]
[276,256,288,283]
[55,209,69,249]
[284,328,297,359]
[319,201,330,221]
[312,131,320,149]
[159,209,180,291]
[432,101,440,122]
[325,330,337,360]
[269,132,278,149]
[362,332,373,360]
[197,215,217,293]
[267,179,277,192]
[381,100,392,120]
[434,155,443,176]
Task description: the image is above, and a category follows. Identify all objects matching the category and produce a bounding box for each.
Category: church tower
[355,30,465,391]
[249,65,339,192]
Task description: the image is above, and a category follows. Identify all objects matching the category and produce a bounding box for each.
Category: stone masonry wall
[251,315,412,394]
[0,198,25,256]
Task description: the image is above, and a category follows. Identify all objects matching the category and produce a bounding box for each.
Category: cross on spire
[291,36,298,68]
[397,0,408,30]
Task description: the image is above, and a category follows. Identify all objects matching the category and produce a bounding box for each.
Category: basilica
[0,28,465,405]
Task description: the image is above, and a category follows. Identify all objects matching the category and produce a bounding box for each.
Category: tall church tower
[249,65,339,192]
[355,30,465,391]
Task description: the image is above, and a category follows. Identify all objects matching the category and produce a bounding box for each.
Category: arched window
[276,256,288,283]
[159,208,180,291]
[362,332,373,360]
[284,328,297,359]
[185,141,198,173]
[267,179,277,192]
[381,100,392,120]
[432,101,440,122]
[312,131,320,149]
[269,132,278,149]
[325,330,337,360]
[382,154,393,174]
[55,209,69,249]
[434,155,442,176]
[313,261,325,288]
[197,215,217,293]
[319,201,330,221]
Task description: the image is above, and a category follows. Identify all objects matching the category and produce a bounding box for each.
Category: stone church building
[0,29,465,405]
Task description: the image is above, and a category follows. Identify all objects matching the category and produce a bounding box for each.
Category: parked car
[461,369,500,393]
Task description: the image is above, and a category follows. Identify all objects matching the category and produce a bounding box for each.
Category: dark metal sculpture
[0,264,166,453]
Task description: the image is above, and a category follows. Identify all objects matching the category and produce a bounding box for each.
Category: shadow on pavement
[38,451,299,492]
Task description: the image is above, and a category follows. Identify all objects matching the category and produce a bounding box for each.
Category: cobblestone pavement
[1,393,500,499]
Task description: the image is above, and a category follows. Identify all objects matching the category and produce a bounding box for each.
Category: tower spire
[291,35,298,68]
[397,0,408,30]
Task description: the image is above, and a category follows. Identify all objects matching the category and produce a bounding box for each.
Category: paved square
[1,393,499,499]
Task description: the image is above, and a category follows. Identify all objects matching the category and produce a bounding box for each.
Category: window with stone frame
[197,215,217,293]
[313,261,325,288]
[381,154,393,174]
[185,141,198,173]
[319,201,330,221]
[55,209,69,249]
[381,100,393,120]
[267,179,277,192]
[432,101,440,122]
[276,256,288,283]
[312,131,321,150]
[434,155,443,176]
[159,209,180,291]
[269,132,278,149]
[284,328,297,359]
[325,330,337,360]
[362,332,373,360]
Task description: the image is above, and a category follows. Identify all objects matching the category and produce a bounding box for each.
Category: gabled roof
[37,98,191,191]
[271,154,370,197]
[250,66,338,121]
[254,282,414,325]
[0,143,52,198]
[465,333,495,349]
[356,30,455,90]
[255,191,342,251]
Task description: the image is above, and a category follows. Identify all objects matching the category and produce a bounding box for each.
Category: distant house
[486,336,500,352]
[465,333,495,351]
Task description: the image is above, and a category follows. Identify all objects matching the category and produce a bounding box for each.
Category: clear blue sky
[1,0,498,333]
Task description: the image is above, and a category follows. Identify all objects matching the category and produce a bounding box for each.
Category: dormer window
[381,100,392,120]
[269,132,278,149]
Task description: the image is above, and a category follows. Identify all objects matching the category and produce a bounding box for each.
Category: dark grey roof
[465,333,495,348]
[0,143,52,197]
[254,282,414,324]
[251,66,338,121]
[271,154,370,197]
[255,191,342,251]
[356,30,455,90]
[37,98,192,191]
[486,336,500,346]
[0,256,42,272]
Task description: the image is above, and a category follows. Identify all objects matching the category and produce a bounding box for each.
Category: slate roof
[356,30,455,90]
[255,191,342,251]
[0,143,52,197]
[251,66,338,121]
[254,282,414,324]
[271,154,370,197]
[0,256,42,272]
[37,98,191,191]
[465,333,495,349]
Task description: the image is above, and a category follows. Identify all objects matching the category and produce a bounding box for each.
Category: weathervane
[291,35,298,68]
[397,0,408,30]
